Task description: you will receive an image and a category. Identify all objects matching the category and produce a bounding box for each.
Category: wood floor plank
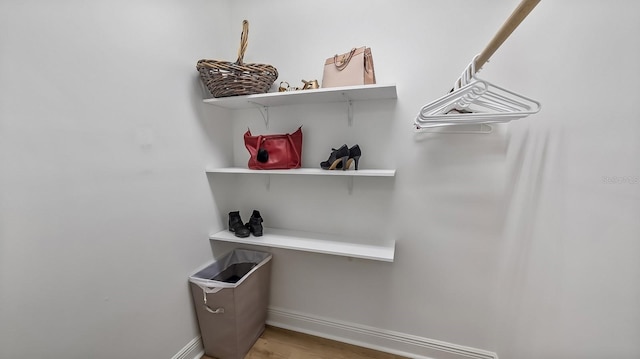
[201,325,408,359]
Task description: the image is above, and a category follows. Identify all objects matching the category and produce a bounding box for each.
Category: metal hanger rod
[476,0,541,71]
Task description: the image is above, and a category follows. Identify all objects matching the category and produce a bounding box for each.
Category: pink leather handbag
[321,46,376,88]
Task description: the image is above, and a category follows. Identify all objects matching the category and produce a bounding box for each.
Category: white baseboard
[171,336,204,359]
[267,306,498,359]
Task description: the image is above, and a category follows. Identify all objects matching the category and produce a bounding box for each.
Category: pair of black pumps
[320,144,361,170]
[228,210,263,238]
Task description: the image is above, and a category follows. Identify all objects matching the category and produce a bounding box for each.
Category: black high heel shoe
[344,144,361,170]
[320,144,349,170]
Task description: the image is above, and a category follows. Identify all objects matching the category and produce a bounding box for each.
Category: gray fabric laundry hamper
[189,249,272,359]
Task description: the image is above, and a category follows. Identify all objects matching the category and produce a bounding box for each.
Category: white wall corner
[267,307,498,359]
[171,336,204,359]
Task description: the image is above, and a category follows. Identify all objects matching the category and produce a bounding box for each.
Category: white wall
[1,1,639,359]
[221,1,640,358]
[0,0,232,358]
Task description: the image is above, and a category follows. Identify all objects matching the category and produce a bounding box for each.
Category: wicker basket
[197,20,278,98]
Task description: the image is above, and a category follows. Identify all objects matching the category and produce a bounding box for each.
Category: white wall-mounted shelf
[202,84,397,109]
[206,167,396,177]
[203,83,397,263]
[210,227,395,262]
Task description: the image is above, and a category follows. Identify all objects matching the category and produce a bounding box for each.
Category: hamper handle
[203,305,225,314]
[235,20,249,65]
[201,287,225,315]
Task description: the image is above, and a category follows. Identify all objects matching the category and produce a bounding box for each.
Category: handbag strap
[333,48,357,71]
[286,133,301,165]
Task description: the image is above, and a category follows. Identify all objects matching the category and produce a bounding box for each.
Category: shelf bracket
[341,92,354,126]
[347,176,354,195]
[265,175,271,191]
[249,101,270,129]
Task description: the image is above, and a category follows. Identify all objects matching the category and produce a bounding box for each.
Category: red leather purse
[243,127,303,170]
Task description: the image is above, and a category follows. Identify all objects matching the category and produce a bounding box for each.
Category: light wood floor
[201,325,409,359]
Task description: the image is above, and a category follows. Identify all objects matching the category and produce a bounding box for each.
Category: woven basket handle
[235,20,249,65]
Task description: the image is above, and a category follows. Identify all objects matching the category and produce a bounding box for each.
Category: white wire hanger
[414,55,541,129]
[414,0,542,132]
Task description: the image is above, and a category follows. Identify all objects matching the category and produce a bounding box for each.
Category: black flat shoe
[228,211,250,238]
[245,210,264,237]
[320,144,349,170]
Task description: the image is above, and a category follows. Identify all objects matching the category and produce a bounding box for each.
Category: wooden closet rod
[475,0,541,71]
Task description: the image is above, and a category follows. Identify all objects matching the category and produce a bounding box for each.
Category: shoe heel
[340,156,349,171]
[347,156,360,170]
[321,144,349,170]
[330,156,348,170]
[344,144,362,170]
